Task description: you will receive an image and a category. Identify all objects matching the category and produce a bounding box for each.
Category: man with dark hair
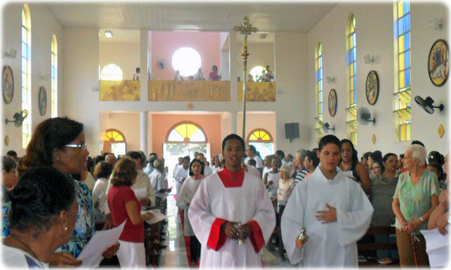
[282,135,373,267]
[174,155,190,196]
[6,151,18,162]
[144,153,158,176]
[189,134,275,267]
[411,140,425,148]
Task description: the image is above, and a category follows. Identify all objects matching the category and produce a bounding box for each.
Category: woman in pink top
[108,158,154,268]
[209,65,221,81]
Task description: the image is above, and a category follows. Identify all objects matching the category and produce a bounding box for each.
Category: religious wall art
[366,70,379,105]
[39,86,47,116]
[100,80,141,101]
[148,80,230,101]
[2,65,14,104]
[238,82,276,102]
[328,89,337,117]
[428,39,449,87]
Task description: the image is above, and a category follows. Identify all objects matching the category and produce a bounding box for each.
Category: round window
[172,47,201,77]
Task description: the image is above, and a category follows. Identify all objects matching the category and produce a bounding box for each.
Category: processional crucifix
[234,16,258,139]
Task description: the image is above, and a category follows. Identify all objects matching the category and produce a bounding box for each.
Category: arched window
[393,0,411,142]
[167,122,207,143]
[315,42,323,141]
[346,14,357,145]
[51,35,58,118]
[103,129,127,156]
[172,47,201,77]
[250,66,265,82]
[247,129,274,159]
[100,64,123,80]
[22,4,32,149]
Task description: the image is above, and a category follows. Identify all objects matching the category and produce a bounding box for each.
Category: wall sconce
[104,31,113,38]
[326,76,335,84]
[364,55,375,64]
[5,110,28,127]
[429,18,443,31]
[4,49,17,59]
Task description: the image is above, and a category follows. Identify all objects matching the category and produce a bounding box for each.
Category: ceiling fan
[414,96,444,114]
[5,110,28,127]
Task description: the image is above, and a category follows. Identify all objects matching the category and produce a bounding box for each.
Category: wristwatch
[419,216,425,223]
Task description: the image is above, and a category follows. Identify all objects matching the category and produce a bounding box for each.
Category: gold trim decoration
[4,135,9,146]
[237,82,276,102]
[437,124,445,138]
[148,80,230,101]
[371,134,376,144]
[100,80,140,101]
[187,103,194,110]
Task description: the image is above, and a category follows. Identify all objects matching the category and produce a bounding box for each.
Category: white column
[230,111,238,135]
[140,111,148,154]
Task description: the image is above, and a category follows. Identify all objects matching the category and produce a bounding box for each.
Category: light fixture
[104,31,113,38]
[364,54,375,64]
[321,122,335,133]
[414,95,444,114]
[5,110,28,127]
[429,18,443,31]
[326,76,335,84]
[4,49,17,59]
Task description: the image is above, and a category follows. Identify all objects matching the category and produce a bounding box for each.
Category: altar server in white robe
[281,134,374,268]
[189,134,276,268]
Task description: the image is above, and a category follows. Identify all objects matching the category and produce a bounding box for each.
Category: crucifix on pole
[234,16,258,140]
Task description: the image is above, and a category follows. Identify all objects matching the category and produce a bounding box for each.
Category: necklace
[9,234,45,268]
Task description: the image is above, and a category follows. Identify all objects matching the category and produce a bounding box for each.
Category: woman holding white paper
[108,158,154,267]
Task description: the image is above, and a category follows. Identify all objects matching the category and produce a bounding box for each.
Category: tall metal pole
[234,16,257,139]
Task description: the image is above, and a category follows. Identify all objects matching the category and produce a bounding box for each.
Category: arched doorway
[246,128,274,159]
[103,129,127,156]
[164,122,209,191]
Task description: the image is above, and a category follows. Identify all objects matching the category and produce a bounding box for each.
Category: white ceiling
[43,1,339,43]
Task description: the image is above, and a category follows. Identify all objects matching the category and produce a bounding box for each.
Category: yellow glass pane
[262,134,270,141]
[249,134,258,141]
[175,124,188,138]
[349,63,354,76]
[406,124,411,141]
[398,1,403,18]
[399,53,405,70]
[399,71,405,88]
[186,124,199,138]
[399,36,404,53]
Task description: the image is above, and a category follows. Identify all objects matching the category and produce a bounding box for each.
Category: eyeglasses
[65,142,87,151]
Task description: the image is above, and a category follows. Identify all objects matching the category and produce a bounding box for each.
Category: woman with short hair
[2,166,78,268]
[392,144,439,267]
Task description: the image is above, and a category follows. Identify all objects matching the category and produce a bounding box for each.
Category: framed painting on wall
[39,86,47,116]
[2,66,14,104]
[428,39,449,87]
[366,70,379,105]
[328,89,337,117]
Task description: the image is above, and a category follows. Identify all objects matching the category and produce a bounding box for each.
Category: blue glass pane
[353,76,357,91]
[319,57,322,67]
[405,69,411,87]
[350,48,354,62]
[353,48,356,63]
[51,66,56,78]
[404,32,410,50]
[22,43,28,58]
[353,63,357,75]
[320,92,323,102]
[353,33,356,47]
[319,68,322,79]
[404,1,410,15]
[405,14,410,32]
[398,17,404,35]
[405,50,410,68]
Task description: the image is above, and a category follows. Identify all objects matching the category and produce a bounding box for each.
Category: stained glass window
[167,123,206,143]
[346,14,357,145]
[22,4,32,149]
[51,35,58,118]
[315,42,323,141]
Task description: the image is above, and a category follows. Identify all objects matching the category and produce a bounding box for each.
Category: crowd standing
[2,125,448,268]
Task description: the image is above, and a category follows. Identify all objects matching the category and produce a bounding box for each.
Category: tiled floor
[159,195,295,268]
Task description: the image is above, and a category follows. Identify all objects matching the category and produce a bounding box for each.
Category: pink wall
[151,31,221,80]
[152,114,222,157]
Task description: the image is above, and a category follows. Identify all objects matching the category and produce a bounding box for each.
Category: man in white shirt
[174,156,190,196]
[149,158,166,193]
[245,145,263,169]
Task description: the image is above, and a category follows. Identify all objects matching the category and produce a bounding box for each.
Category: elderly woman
[2,167,78,268]
[392,144,439,267]
[21,117,118,266]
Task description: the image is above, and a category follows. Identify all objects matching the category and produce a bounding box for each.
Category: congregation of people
[1,118,449,268]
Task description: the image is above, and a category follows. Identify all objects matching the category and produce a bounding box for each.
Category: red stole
[206,169,265,252]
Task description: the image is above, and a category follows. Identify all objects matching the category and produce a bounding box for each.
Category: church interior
[1,0,449,268]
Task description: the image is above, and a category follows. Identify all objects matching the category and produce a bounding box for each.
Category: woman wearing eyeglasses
[19,117,119,267]
[392,144,439,267]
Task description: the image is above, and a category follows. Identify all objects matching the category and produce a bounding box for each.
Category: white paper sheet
[141,210,168,225]
[133,187,147,199]
[420,227,450,267]
[77,220,126,267]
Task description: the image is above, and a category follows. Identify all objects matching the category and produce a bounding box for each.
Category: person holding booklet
[108,158,155,267]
